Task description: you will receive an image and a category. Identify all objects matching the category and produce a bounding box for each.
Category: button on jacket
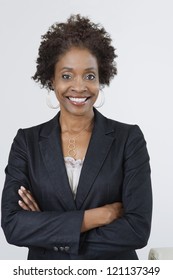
[1,109,152,260]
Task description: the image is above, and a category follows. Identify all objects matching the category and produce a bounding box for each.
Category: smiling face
[52,47,100,117]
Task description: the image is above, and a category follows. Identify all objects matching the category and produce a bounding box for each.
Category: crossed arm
[18,186,124,233]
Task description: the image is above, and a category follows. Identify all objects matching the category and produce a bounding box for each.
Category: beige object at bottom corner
[148,247,173,260]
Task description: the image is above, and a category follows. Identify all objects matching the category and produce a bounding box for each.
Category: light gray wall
[0,0,173,259]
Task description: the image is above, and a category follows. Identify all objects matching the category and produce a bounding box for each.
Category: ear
[50,78,55,90]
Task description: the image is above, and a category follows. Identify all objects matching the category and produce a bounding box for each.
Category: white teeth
[69,97,87,103]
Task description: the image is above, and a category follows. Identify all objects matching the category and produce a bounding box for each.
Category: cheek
[90,83,100,94]
[94,87,100,99]
[54,83,67,96]
[53,77,66,91]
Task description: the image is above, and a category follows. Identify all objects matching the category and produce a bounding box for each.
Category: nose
[71,76,87,93]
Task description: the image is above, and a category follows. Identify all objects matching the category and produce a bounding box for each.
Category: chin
[63,102,92,113]
[71,108,94,117]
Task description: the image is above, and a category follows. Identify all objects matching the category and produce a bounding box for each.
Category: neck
[59,110,94,134]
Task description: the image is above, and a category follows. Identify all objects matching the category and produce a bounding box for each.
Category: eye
[62,74,71,80]
[85,74,96,80]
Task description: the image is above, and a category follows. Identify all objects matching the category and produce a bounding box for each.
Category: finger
[20,186,32,196]
[21,186,30,193]
[113,202,123,210]
[20,187,40,211]
[25,192,40,211]
[18,189,38,211]
[22,190,40,211]
[18,200,30,211]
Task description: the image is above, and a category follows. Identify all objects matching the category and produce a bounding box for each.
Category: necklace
[64,121,93,158]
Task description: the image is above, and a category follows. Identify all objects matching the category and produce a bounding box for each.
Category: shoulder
[107,117,143,136]
[102,115,149,160]
[95,109,143,137]
[14,114,59,142]
[25,114,58,131]
[106,116,135,130]
[107,118,145,150]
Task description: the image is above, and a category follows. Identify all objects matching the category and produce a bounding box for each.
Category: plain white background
[0,0,173,260]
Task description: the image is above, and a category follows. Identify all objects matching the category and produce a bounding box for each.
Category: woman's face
[52,47,100,117]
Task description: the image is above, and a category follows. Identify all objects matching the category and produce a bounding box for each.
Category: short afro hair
[32,14,117,90]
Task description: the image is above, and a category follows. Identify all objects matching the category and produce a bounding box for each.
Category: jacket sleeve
[84,125,152,253]
[1,129,84,254]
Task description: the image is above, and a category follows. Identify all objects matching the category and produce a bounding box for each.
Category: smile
[67,97,89,104]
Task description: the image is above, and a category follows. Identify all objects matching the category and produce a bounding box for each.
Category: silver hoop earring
[46,91,60,109]
[94,90,105,108]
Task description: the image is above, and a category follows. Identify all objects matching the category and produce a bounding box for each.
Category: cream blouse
[64,157,84,198]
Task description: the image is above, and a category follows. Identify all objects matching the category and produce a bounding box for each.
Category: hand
[81,202,123,232]
[101,202,124,225]
[18,186,40,211]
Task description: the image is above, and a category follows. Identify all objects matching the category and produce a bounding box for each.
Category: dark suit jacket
[1,109,152,260]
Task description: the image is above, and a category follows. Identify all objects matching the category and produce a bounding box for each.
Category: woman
[1,15,152,260]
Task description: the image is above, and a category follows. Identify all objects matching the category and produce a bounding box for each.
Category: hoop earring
[46,91,60,109]
[94,90,105,108]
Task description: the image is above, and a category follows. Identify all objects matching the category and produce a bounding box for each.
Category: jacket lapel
[75,109,116,209]
[39,114,76,210]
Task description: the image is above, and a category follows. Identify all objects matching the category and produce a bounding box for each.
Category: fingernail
[18,189,23,194]
[20,186,25,191]
[18,200,22,204]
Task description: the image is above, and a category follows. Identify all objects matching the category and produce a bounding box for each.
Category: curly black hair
[32,14,117,90]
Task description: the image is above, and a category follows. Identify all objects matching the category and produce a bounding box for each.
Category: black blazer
[1,109,152,260]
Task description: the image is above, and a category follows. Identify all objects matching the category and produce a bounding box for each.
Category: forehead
[56,47,98,70]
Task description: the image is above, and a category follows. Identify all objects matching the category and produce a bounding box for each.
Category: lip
[66,96,90,106]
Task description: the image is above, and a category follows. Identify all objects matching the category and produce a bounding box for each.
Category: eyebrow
[61,67,97,71]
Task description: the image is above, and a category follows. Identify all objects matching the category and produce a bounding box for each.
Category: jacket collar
[39,108,115,138]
